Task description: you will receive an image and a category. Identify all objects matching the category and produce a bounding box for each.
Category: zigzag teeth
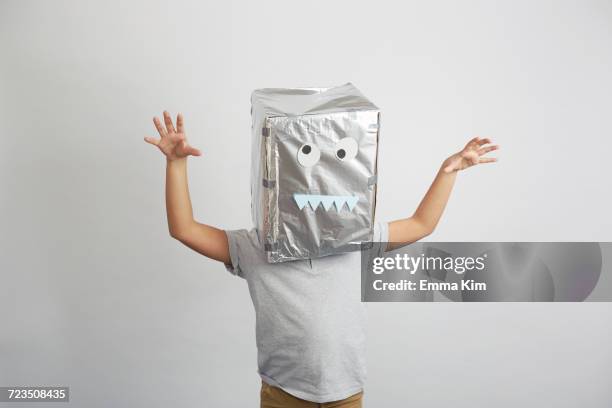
[293,194,359,212]
[345,196,359,211]
[308,197,322,210]
[294,194,309,210]
[334,197,347,211]
[320,197,335,211]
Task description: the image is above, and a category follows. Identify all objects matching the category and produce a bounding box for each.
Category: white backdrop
[1,1,611,407]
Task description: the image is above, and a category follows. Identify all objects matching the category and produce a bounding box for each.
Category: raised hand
[144,111,201,161]
[443,137,498,173]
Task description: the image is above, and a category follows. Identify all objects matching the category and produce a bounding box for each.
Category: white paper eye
[297,143,321,167]
[335,137,358,161]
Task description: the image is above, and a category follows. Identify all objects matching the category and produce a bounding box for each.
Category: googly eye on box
[250,83,381,263]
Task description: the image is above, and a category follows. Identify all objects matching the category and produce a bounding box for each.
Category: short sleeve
[224,228,257,279]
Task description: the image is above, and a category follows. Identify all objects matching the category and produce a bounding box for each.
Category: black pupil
[302,145,312,154]
[337,149,346,159]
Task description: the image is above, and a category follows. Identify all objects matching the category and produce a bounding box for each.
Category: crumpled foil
[250,83,380,262]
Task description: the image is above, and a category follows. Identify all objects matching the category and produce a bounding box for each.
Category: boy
[144,109,498,407]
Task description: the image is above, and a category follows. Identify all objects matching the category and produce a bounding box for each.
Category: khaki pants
[260,382,363,408]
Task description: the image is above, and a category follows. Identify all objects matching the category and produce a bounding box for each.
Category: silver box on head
[250,83,380,263]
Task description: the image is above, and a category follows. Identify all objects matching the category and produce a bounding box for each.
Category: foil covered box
[250,83,380,262]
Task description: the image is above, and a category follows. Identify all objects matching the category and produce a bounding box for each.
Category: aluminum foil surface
[250,83,380,263]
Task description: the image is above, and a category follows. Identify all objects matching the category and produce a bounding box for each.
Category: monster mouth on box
[293,193,359,212]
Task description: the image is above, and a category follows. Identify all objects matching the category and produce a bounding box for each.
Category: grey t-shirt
[224,222,388,403]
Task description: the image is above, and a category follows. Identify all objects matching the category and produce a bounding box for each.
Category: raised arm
[145,111,230,264]
[388,137,498,250]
